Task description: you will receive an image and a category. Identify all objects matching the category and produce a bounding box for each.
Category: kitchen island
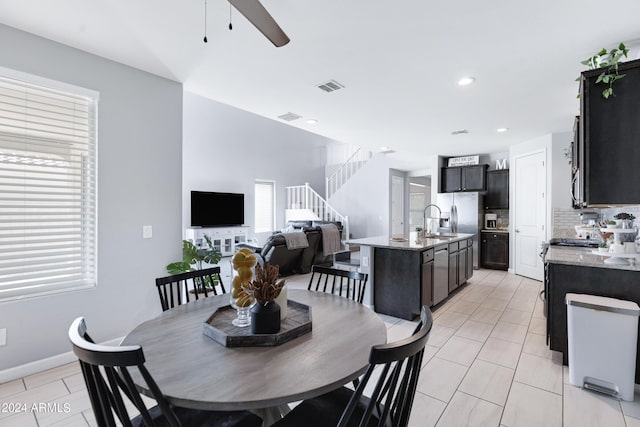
[348,233,474,320]
[545,246,640,383]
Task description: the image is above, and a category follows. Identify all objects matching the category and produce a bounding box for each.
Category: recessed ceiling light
[497,127,509,133]
[306,119,318,124]
[457,77,476,86]
[380,146,390,151]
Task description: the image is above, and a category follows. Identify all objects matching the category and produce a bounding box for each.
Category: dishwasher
[433,245,449,305]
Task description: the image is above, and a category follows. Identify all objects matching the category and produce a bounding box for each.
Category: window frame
[254,180,276,234]
[0,66,99,302]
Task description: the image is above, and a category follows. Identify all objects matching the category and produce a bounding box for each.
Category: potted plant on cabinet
[579,43,629,99]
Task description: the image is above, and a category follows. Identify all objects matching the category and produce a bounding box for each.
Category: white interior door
[514,150,546,281]
[391,175,405,236]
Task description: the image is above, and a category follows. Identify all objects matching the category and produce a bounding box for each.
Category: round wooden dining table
[122,289,387,419]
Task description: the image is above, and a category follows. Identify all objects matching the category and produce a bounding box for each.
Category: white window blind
[255,180,275,233]
[0,69,98,301]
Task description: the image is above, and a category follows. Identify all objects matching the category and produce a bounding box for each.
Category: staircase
[325,147,373,199]
[285,183,350,242]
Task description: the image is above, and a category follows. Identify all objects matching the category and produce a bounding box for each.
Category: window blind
[0,71,98,301]
[255,181,275,233]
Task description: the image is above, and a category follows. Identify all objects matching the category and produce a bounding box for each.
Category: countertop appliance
[485,213,497,229]
[437,192,483,269]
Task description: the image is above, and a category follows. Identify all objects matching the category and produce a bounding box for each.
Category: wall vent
[316,80,345,93]
[451,129,469,135]
[277,112,302,121]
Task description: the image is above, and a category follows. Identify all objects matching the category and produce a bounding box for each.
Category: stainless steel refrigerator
[436,192,483,269]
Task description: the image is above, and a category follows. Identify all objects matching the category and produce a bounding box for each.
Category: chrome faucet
[423,204,442,235]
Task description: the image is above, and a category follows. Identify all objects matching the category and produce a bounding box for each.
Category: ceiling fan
[228,0,290,47]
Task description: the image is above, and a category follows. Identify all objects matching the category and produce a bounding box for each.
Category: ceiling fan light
[306,119,318,124]
[457,77,476,86]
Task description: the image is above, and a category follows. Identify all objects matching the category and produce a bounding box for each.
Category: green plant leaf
[166,261,193,275]
[602,75,610,83]
[598,48,607,56]
[603,88,613,99]
[596,73,605,83]
[580,59,592,66]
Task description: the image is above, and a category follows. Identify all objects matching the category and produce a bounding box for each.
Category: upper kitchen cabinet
[579,58,640,206]
[485,170,509,209]
[440,164,488,193]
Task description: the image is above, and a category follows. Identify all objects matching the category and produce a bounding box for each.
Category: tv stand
[185,226,249,256]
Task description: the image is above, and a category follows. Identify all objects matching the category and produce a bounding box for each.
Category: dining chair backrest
[338,306,433,427]
[155,267,226,311]
[307,265,368,304]
[68,317,181,427]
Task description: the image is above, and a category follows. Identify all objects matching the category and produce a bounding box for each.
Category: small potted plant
[598,241,609,253]
[243,263,286,334]
[614,212,636,229]
[606,220,619,229]
[166,236,222,292]
[579,43,629,99]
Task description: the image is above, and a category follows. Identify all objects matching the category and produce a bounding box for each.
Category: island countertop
[546,245,640,272]
[347,232,474,251]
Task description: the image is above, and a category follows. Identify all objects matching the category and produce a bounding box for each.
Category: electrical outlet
[362,256,369,267]
[142,225,152,239]
[0,328,6,346]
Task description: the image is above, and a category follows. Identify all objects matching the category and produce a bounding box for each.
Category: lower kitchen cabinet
[374,247,434,320]
[481,231,509,270]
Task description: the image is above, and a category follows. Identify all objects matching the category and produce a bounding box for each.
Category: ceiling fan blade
[228,0,290,47]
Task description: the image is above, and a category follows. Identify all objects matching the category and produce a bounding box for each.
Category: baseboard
[0,336,123,383]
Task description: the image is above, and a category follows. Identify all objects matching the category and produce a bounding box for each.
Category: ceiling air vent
[451,129,469,135]
[316,80,345,93]
[277,112,302,121]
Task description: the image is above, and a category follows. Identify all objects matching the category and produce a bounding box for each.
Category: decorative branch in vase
[243,263,286,334]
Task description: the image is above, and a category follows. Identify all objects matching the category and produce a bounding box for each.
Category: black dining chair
[307,265,369,304]
[69,317,262,427]
[273,306,433,427]
[155,267,226,311]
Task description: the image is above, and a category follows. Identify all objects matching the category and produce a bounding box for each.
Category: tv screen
[191,191,244,227]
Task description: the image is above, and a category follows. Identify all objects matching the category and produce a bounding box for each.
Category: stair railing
[325,148,373,199]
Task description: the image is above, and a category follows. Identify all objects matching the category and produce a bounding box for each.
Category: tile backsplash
[552,206,640,239]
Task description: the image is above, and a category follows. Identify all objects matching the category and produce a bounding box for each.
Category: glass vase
[229,253,257,327]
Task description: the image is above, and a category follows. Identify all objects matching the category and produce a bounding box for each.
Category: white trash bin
[566,293,640,401]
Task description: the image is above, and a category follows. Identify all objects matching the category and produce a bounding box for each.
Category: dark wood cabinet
[548,263,640,383]
[466,239,474,279]
[421,252,434,308]
[580,58,640,205]
[448,252,458,292]
[484,170,509,209]
[480,232,509,270]
[441,165,488,193]
[447,240,472,292]
[458,247,468,284]
[374,247,434,320]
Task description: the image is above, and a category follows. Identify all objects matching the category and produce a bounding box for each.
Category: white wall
[0,24,183,370]
[551,132,573,209]
[328,154,391,238]
[182,92,332,243]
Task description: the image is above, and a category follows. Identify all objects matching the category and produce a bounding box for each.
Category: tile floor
[2,268,640,426]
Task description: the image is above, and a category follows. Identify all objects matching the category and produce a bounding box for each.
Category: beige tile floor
[2,268,640,426]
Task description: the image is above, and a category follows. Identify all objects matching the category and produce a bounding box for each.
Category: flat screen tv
[191,191,244,227]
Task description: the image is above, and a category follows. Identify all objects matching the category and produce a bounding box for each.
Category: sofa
[240,221,343,276]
